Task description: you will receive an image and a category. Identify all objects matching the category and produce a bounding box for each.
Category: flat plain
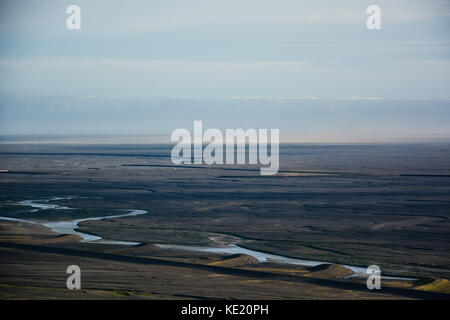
[0,143,449,299]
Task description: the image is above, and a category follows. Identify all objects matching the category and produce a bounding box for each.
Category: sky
[0,0,449,141]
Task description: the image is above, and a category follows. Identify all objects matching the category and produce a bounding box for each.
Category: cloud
[0,58,314,74]
[115,0,450,32]
[1,57,449,99]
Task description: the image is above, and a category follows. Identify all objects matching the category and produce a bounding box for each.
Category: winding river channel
[0,197,415,280]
